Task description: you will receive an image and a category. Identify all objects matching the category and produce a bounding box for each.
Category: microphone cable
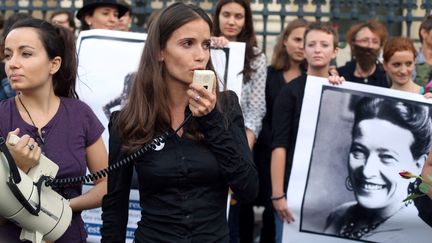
[45,113,193,188]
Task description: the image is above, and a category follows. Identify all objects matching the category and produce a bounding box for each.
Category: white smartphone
[193,70,215,92]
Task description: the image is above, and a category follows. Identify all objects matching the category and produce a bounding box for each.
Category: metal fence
[1,0,432,53]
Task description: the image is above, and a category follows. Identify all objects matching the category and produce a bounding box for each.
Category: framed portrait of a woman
[283,76,432,243]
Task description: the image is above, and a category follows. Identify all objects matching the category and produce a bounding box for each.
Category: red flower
[399,171,416,179]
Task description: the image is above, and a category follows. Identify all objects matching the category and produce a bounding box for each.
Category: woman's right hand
[328,74,345,85]
[273,197,295,224]
[6,128,41,172]
[421,154,432,199]
[211,36,229,48]
[188,81,217,117]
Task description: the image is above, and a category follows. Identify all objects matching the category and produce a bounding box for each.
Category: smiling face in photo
[348,118,419,211]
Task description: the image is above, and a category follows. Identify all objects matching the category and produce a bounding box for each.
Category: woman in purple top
[0,18,107,242]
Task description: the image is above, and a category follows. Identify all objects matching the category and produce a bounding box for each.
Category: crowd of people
[0,0,431,242]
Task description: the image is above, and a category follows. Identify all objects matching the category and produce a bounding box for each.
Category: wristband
[271,194,286,201]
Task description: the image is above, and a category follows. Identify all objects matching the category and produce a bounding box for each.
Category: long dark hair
[352,97,432,160]
[213,0,260,83]
[271,18,308,71]
[116,3,216,152]
[50,10,76,32]
[5,18,78,98]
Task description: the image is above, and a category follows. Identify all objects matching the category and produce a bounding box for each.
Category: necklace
[17,95,45,144]
[354,66,375,84]
[339,218,382,239]
[338,205,404,240]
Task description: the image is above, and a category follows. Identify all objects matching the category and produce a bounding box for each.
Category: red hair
[346,19,388,47]
[383,37,416,63]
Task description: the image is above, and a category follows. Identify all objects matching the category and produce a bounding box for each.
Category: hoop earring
[345,176,353,191]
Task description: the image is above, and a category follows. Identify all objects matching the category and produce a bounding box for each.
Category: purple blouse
[0,97,104,242]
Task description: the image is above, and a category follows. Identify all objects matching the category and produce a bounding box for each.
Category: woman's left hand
[424,92,432,99]
[211,36,229,48]
[328,74,345,85]
[421,154,432,199]
[188,82,216,117]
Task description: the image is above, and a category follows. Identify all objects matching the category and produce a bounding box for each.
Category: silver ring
[195,95,201,101]
[27,144,35,150]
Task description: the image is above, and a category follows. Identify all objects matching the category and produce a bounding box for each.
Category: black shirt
[257,66,294,149]
[253,66,303,204]
[271,74,307,189]
[337,60,389,88]
[101,91,258,243]
[414,186,432,227]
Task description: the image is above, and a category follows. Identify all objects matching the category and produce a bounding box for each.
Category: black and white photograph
[211,42,245,100]
[76,29,147,243]
[283,76,432,243]
[211,47,230,90]
[76,29,147,146]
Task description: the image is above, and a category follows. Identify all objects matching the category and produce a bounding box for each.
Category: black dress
[254,66,294,205]
[271,73,307,190]
[414,187,432,227]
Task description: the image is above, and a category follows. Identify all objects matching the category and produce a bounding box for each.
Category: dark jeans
[229,198,275,243]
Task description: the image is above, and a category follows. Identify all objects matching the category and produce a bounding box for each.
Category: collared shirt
[101,91,258,243]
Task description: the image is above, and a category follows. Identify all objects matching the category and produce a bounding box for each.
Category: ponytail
[6,18,78,98]
[52,25,78,98]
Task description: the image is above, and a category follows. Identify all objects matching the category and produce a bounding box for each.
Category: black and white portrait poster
[211,42,245,100]
[283,76,432,242]
[76,29,147,146]
[76,29,147,243]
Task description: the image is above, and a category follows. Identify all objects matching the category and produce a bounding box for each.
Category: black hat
[76,0,129,20]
